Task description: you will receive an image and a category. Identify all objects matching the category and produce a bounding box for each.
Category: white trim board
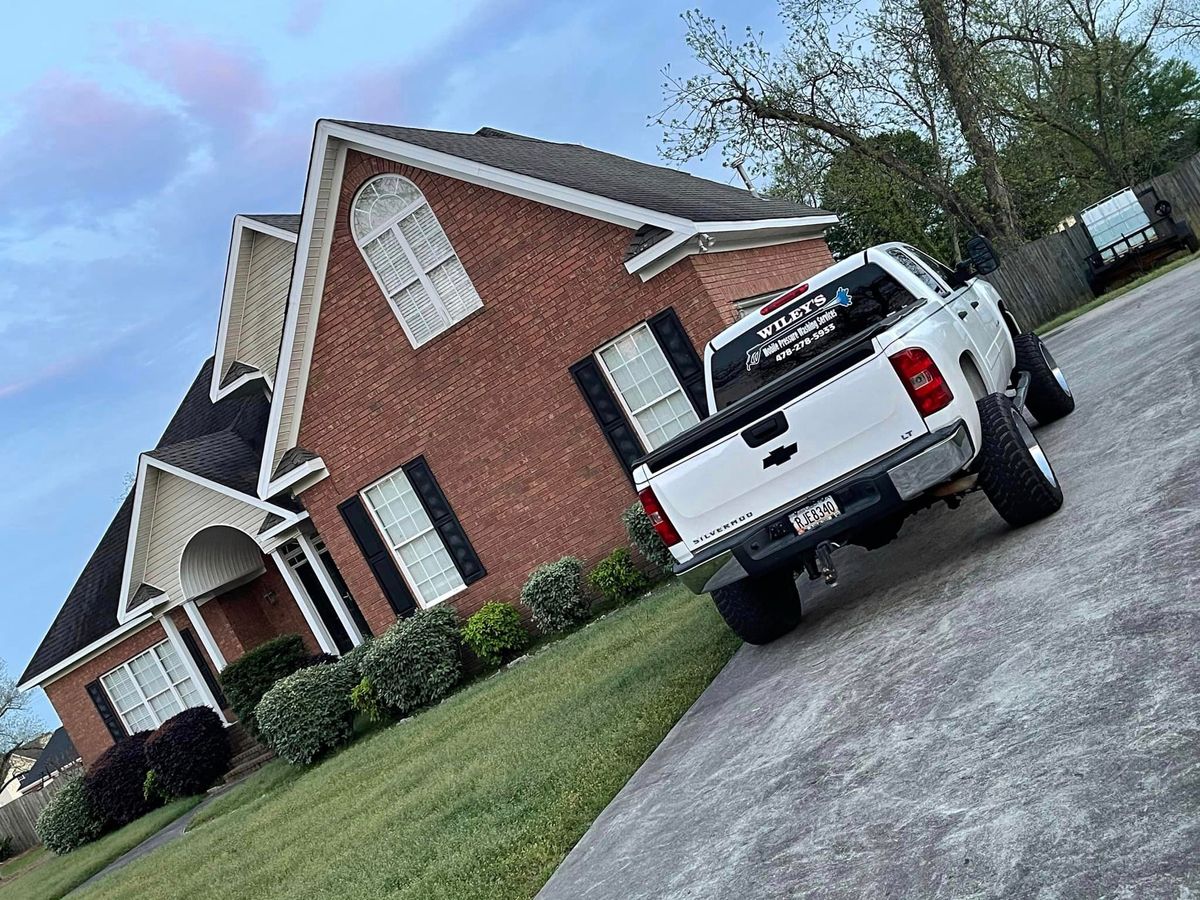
[258,118,838,497]
[18,615,155,691]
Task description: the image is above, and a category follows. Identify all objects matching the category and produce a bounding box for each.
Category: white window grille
[100,641,204,734]
[352,174,483,347]
[596,324,699,450]
[362,469,465,606]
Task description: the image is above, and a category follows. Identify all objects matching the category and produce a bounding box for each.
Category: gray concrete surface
[539,260,1200,900]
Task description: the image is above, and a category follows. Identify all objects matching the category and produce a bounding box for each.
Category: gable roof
[17,728,80,788]
[19,358,273,686]
[243,214,301,234]
[333,121,830,224]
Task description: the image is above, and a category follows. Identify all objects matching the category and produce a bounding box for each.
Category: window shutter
[570,356,644,482]
[338,496,418,617]
[647,308,709,419]
[86,679,127,743]
[402,456,486,584]
[180,627,228,709]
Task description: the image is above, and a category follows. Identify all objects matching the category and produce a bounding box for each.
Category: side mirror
[965,234,1000,275]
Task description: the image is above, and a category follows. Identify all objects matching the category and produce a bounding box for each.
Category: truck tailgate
[653,353,927,552]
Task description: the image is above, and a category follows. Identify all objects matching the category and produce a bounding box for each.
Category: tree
[1,660,40,771]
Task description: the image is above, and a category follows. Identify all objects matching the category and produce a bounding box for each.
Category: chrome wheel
[1040,342,1071,397]
[1014,413,1057,487]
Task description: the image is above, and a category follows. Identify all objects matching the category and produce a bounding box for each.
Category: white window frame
[595,323,699,451]
[351,174,483,349]
[100,640,201,734]
[360,469,466,609]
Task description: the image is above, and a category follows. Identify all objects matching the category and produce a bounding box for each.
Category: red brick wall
[297,150,833,635]
[44,622,168,767]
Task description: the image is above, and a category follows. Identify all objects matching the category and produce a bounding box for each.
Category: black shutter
[570,356,644,482]
[648,308,709,418]
[86,680,127,743]
[338,496,418,617]
[403,456,486,584]
[180,627,228,709]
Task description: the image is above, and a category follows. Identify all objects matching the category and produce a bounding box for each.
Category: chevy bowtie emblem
[763,443,798,469]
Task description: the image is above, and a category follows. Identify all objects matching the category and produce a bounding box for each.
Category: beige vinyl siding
[233,233,293,380]
[137,473,265,603]
[272,143,342,474]
[221,230,255,369]
[126,469,160,595]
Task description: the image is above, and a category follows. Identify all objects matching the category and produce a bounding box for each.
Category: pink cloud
[0,71,189,216]
[120,25,268,140]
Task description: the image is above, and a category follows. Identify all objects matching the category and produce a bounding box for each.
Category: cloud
[120,25,270,141]
[0,72,190,218]
[286,0,326,36]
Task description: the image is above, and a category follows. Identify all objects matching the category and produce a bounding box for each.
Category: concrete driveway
[539,260,1200,900]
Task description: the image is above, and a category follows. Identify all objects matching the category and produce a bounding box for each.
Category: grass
[187,760,302,831]
[1036,250,1198,334]
[0,797,202,900]
[74,581,739,900]
[0,845,48,881]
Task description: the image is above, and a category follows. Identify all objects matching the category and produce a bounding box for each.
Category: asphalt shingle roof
[332,121,831,224]
[18,727,80,787]
[20,358,271,685]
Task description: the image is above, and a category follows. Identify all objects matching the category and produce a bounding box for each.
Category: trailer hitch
[814,541,841,586]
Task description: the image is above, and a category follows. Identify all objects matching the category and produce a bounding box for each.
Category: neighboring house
[20,120,837,766]
[16,727,81,795]
[0,733,50,806]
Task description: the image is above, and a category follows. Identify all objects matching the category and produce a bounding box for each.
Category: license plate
[789,495,841,534]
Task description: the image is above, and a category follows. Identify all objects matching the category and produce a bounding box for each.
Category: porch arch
[179,525,265,602]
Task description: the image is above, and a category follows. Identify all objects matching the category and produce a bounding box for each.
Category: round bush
[622,502,675,573]
[255,659,358,765]
[359,607,462,716]
[36,774,105,855]
[588,548,651,605]
[461,602,529,666]
[520,557,588,633]
[144,706,232,798]
[219,634,309,736]
[340,638,374,681]
[85,731,159,827]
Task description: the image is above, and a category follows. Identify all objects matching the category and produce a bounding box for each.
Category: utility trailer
[1080,186,1198,294]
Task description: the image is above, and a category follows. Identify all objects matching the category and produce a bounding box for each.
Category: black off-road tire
[711,570,802,645]
[1014,333,1075,424]
[976,393,1064,527]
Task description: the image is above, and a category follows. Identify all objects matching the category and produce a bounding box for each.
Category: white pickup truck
[634,239,1075,644]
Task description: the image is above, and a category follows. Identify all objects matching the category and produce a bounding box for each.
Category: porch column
[160,613,228,724]
[183,599,227,671]
[270,549,339,656]
[296,533,365,648]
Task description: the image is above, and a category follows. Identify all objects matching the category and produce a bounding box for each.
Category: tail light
[638,486,681,548]
[889,348,953,416]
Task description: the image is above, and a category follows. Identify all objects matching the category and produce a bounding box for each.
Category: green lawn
[75,581,739,900]
[0,845,48,882]
[0,797,201,900]
[1037,250,1198,334]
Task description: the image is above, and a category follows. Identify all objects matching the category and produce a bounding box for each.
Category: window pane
[101,668,141,714]
[154,643,187,685]
[364,231,418,294]
[147,690,183,723]
[364,470,465,604]
[427,257,483,322]
[398,205,454,269]
[129,653,169,699]
[352,175,424,239]
[124,704,156,734]
[391,281,448,346]
[598,325,699,448]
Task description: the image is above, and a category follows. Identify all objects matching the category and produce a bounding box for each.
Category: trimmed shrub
[219,634,309,736]
[85,731,159,827]
[622,502,675,573]
[340,638,374,681]
[349,677,382,723]
[303,652,338,668]
[588,548,651,605]
[461,602,529,666]
[142,770,167,805]
[255,659,358,765]
[36,774,105,855]
[520,557,588,633]
[359,607,462,716]
[144,706,231,799]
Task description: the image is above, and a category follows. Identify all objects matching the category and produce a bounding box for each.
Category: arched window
[352,174,483,347]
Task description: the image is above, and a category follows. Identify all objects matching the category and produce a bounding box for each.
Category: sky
[0,0,788,728]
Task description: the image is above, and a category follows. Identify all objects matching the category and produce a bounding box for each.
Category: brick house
[19,120,836,764]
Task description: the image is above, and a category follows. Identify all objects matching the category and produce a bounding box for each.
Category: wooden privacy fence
[983,152,1200,328]
[0,777,67,855]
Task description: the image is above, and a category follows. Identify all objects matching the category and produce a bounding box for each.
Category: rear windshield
[710,263,919,410]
